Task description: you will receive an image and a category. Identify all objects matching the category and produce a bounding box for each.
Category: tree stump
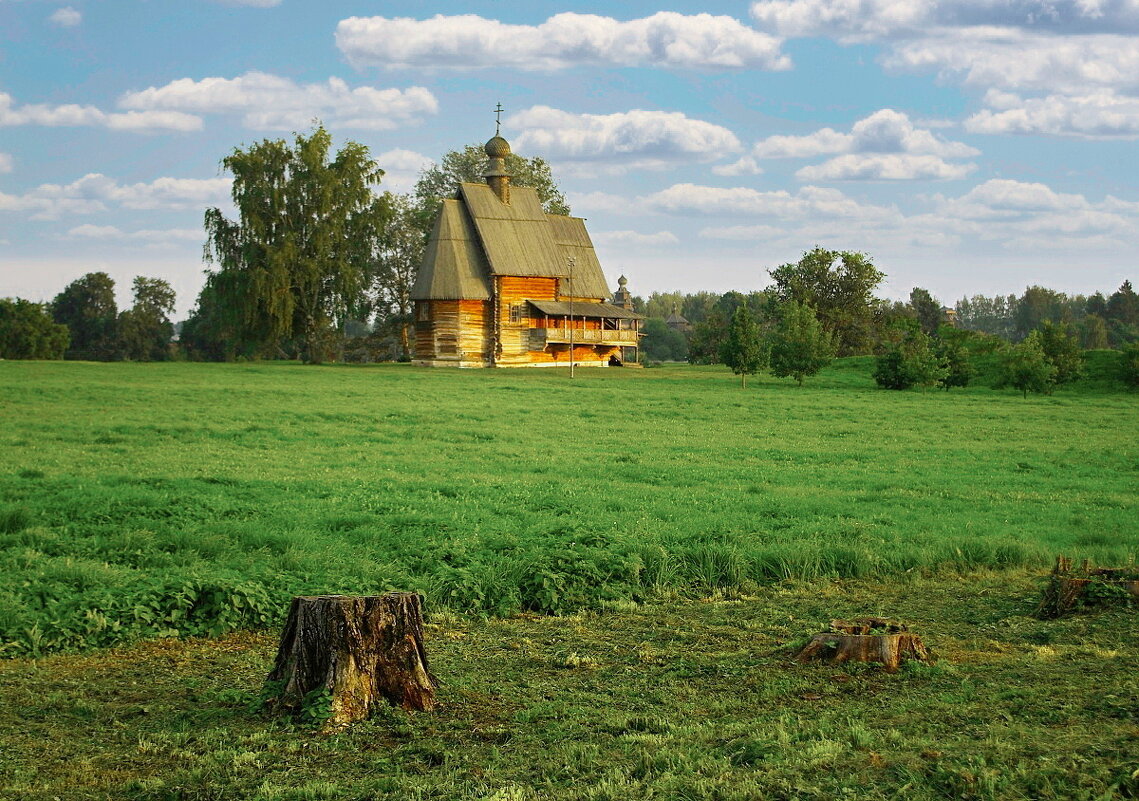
[265,593,438,725]
[795,618,930,673]
[1037,556,1139,618]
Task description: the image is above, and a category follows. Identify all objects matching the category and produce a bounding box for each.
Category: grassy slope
[1,360,1136,654]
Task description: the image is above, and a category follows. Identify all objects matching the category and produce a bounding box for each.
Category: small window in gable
[510,303,526,324]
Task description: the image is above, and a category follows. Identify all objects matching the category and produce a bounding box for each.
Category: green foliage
[909,287,943,335]
[117,277,177,361]
[299,686,334,726]
[874,321,947,391]
[768,247,884,355]
[1000,331,1057,398]
[203,124,386,364]
[414,144,569,217]
[769,301,835,385]
[934,327,976,390]
[1037,320,1085,385]
[0,298,69,359]
[719,306,766,387]
[1121,342,1139,387]
[1,360,1137,655]
[51,271,118,360]
[640,318,689,362]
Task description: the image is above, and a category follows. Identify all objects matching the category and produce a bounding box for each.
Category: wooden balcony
[531,327,640,347]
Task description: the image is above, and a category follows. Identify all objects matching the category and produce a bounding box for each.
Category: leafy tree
[1120,342,1139,388]
[1106,280,1138,325]
[955,293,1018,340]
[1000,331,1057,398]
[934,326,976,390]
[51,271,118,360]
[1014,285,1067,340]
[368,192,426,360]
[414,144,569,217]
[203,125,385,364]
[0,298,69,359]
[909,287,943,335]
[768,247,884,355]
[769,301,834,386]
[719,306,766,387]
[1080,313,1109,350]
[873,320,946,390]
[641,318,689,362]
[116,277,176,361]
[687,311,727,364]
[1037,320,1085,385]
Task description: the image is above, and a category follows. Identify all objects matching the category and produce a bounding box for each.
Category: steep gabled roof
[413,182,611,302]
[410,198,492,300]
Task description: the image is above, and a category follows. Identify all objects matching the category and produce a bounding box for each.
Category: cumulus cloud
[750,0,1139,40]
[750,1,1139,140]
[0,92,201,132]
[965,89,1139,137]
[643,182,902,224]
[118,72,437,131]
[508,106,741,173]
[749,110,978,181]
[374,148,432,192]
[0,153,12,174]
[0,173,231,220]
[67,225,203,244]
[591,230,680,247]
[797,153,975,181]
[336,12,790,71]
[712,156,763,176]
[49,6,82,27]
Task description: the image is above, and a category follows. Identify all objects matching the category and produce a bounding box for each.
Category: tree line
[0,272,176,361]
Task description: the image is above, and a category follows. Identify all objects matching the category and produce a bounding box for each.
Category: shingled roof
[411,182,610,301]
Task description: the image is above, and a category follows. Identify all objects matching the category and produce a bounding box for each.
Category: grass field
[1,358,1136,654]
[1,359,1137,799]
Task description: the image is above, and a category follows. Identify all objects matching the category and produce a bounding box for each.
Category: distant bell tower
[484,102,512,204]
[612,275,634,310]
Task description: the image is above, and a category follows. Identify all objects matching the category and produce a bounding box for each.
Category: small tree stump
[265,593,438,725]
[795,618,930,673]
[1037,556,1139,618]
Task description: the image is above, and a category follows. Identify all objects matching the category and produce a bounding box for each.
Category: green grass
[1,359,1136,654]
[1,574,1136,800]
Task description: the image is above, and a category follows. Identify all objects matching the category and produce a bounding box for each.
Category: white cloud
[49,6,81,27]
[0,92,201,132]
[591,230,680,247]
[374,148,432,193]
[0,153,12,173]
[712,156,764,176]
[643,182,901,224]
[750,0,1139,40]
[0,173,231,219]
[509,106,741,173]
[698,223,787,240]
[797,153,975,181]
[965,89,1139,137]
[336,12,790,71]
[66,225,203,244]
[119,72,438,131]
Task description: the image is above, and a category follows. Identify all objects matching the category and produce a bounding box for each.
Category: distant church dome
[485,135,511,159]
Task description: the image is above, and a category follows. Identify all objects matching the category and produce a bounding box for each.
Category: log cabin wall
[413,300,492,367]
[496,276,557,366]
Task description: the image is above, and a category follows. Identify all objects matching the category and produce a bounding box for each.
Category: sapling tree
[769,301,834,386]
[719,306,766,387]
[1000,331,1057,398]
[1037,320,1085,385]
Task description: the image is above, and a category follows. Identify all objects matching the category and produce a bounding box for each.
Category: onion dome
[484,135,511,159]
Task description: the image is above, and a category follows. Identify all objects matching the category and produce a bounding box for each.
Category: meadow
[1,359,1137,800]
[0,357,1136,655]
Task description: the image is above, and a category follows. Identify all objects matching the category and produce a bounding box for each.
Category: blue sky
[2,0,1138,317]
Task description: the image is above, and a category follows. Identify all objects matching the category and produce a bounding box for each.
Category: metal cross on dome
[494,102,504,135]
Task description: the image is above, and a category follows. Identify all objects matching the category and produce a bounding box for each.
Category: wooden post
[265,593,438,725]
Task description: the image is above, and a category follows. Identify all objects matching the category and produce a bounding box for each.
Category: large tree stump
[265,593,438,725]
[795,618,930,673]
[1037,556,1139,618]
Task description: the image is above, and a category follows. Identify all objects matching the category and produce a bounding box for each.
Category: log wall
[414,299,492,367]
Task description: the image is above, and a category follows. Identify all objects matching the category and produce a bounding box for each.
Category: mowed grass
[1,575,1136,800]
[0,359,1136,655]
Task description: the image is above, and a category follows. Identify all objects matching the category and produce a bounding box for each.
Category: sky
[2,0,1138,319]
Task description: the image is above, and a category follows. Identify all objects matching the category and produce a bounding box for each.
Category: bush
[1120,342,1139,388]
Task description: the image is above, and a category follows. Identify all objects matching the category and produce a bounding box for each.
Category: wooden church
[410,131,643,368]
